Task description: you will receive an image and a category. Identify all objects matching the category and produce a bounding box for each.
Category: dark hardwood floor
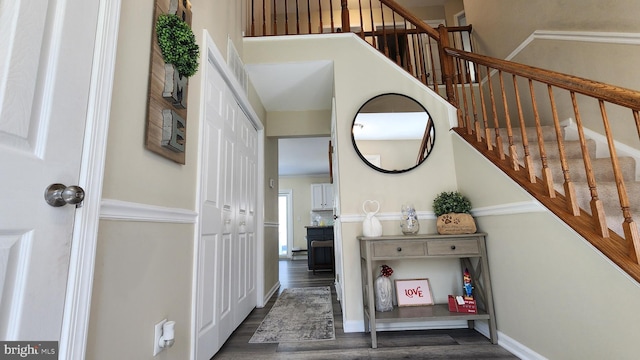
[212,259,519,359]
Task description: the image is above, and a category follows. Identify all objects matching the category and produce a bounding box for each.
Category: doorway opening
[278,190,293,258]
[453,10,475,82]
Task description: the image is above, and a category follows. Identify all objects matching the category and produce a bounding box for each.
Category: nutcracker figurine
[463,268,473,299]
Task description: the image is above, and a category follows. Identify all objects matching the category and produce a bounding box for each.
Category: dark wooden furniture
[311,240,334,274]
[306,226,334,272]
[358,233,497,348]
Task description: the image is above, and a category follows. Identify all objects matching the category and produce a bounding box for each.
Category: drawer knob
[450,245,456,250]
[396,247,402,252]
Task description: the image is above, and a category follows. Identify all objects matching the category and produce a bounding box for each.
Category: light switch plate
[153,319,167,356]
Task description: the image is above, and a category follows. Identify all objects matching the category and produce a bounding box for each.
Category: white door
[218,84,238,343]
[234,108,257,320]
[0,0,100,341]
[195,57,257,359]
[330,99,344,304]
[195,58,226,359]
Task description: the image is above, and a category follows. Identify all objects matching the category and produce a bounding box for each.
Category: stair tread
[505,139,596,160]
[528,156,636,183]
[501,124,640,238]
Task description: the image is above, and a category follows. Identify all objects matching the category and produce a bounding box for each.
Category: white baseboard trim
[264,221,278,228]
[475,321,549,360]
[344,318,545,359]
[339,211,435,223]
[338,201,543,224]
[260,281,280,308]
[506,30,640,62]
[100,199,197,223]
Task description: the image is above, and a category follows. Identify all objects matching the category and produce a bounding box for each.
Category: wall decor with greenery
[156,13,199,78]
[144,0,197,164]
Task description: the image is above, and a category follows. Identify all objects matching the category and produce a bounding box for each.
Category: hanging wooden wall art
[145,0,194,164]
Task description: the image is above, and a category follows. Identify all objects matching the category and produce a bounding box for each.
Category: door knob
[45,183,85,208]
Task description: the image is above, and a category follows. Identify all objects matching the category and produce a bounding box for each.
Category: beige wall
[87,221,193,360]
[266,110,332,137]
[463,0,640,60]
[463,0,640,149]
[264,136,279,223]
[89,0,269,359]
[453,135,640,359]
[279,175,332,251]
[263,136,280,291]
[444,0,465,26]
[245,33,458,326]
[263,225,280,295]
[355,139,423,171]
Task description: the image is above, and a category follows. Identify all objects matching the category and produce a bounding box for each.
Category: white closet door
[218,85,238,343]
[195,53,258,360]
[235,108,257,320]
[195,58,225,359]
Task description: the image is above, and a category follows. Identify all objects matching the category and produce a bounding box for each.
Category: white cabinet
[311,183,334,210]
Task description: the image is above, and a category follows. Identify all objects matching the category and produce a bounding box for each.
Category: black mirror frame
[351,93,435,174]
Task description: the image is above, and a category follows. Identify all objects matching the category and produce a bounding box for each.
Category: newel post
[341,0,350,32]
[438,25,458,110]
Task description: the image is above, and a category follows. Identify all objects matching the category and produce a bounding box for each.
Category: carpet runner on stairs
[497,125,639,237]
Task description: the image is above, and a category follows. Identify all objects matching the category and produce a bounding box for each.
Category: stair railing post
[438,25,459,119]
[341,0,350,32]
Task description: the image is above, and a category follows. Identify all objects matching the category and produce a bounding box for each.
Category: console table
[358,233,497,348]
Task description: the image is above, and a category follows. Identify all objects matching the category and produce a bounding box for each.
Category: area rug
[249,286,335,343]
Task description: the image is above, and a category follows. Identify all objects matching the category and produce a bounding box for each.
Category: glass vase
[374,275,393,312]
[400,204,420,235]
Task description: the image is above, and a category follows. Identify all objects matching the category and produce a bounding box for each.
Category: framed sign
[395,278,434,306]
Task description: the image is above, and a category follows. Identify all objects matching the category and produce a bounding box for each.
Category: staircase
[502,125,639,238]
[246,0,640,283]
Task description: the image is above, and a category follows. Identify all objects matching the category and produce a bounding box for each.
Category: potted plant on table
[432,191,476,234]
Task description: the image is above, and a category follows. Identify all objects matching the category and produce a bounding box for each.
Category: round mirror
[351,93,436,174]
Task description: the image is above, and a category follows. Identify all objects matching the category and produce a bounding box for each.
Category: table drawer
[373,242,425,257]
[427,239,479,255]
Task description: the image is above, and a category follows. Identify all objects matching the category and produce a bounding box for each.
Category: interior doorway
[278,190,293,258]
[454,10,475,81]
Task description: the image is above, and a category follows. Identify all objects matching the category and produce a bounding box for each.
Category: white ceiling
[246,61,334,112]
[246,61,335,176]
[278,137,331,176]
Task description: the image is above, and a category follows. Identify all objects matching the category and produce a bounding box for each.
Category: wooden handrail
[443,34,640,281]
[444,47,640,111]
[379,0,439,39]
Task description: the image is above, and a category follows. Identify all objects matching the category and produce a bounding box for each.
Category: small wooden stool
[310,240,334,274]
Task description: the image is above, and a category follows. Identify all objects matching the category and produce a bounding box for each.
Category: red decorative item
[380,264,393,277]
[448,295,477,314]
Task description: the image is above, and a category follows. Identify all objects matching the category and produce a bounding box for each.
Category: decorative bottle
[375,265,394,312]
[400,204,420,235]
